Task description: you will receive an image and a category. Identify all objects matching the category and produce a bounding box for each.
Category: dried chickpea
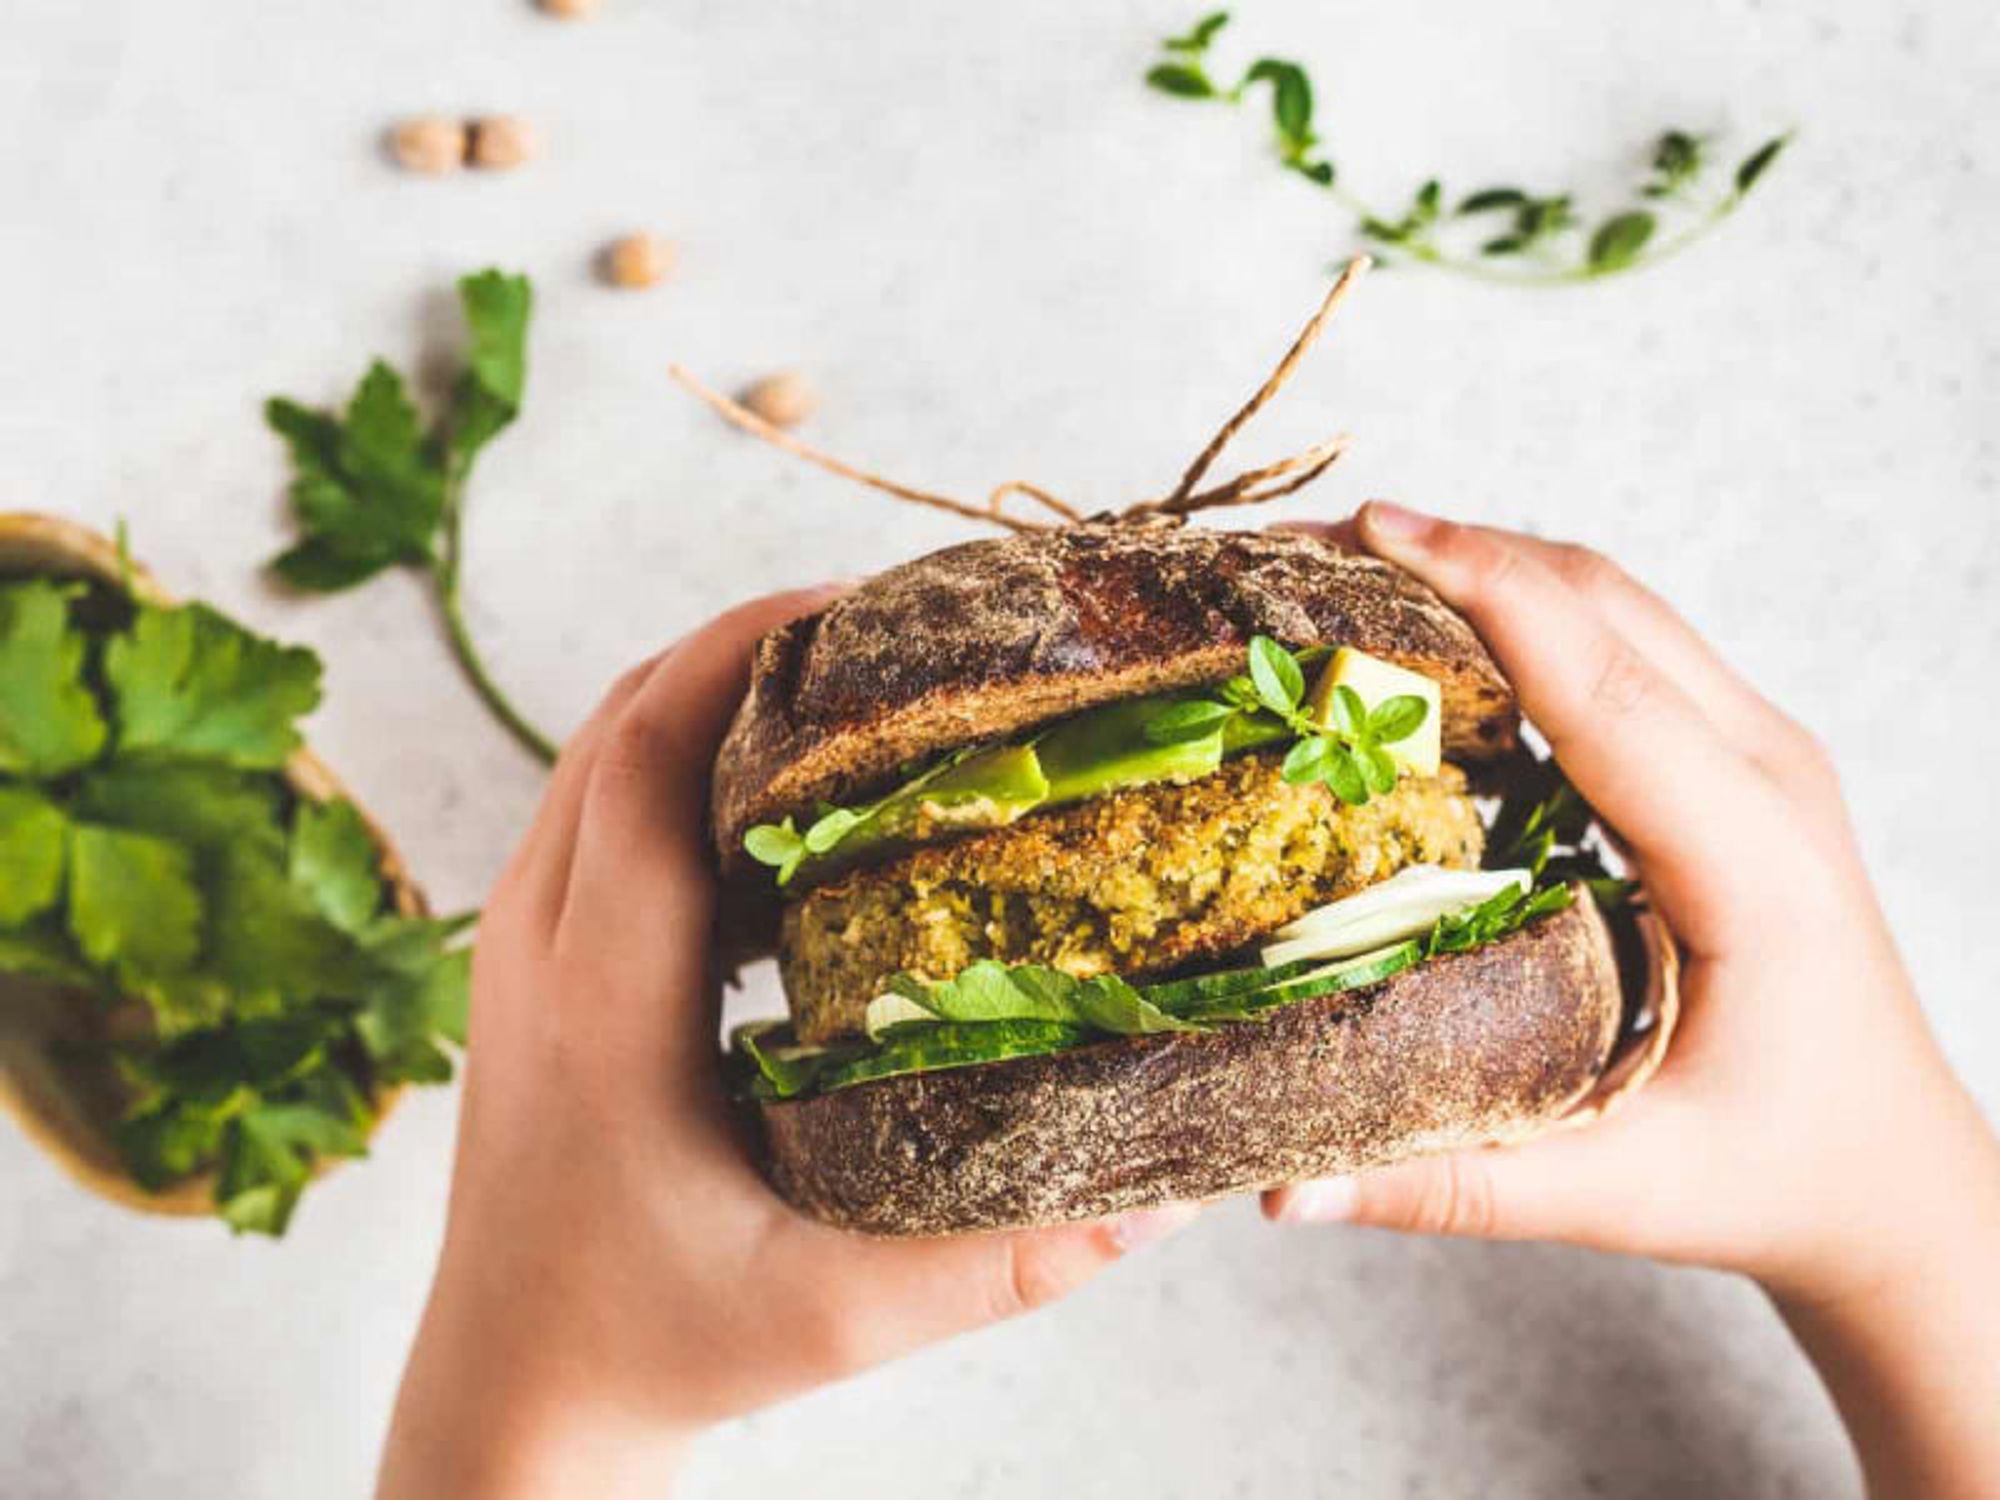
[740,371,815,429]
[469,116,537,170]
[603,233,677,289]
[391,117,467,175]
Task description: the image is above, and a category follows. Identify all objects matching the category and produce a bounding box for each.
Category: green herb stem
[433,478,556,766]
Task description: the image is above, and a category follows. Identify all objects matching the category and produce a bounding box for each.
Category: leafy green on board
[0,575,471,1234]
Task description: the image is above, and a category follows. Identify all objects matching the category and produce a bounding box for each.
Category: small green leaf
[1146,63,1215,98]
[1328,684,1367,740]
[289,798,384,934]
[1459,187,1528,214]
[1359,218,1408,245]
[0,580,109,777]
[1367,694,1429,744]
[105,603,322,769]
[1414,179,1442,220]
[1069,973,1201,1035]
[0,785,68,926]
[743,820,804,868]
[1145,699,1237,745]
[1247,636,1304,715]
[1244,59,1313,145]
[67,824,203,979]
[1588,210,1656,273]
[1735,135,1788,195]
[1481,235,1528,256]
[1323,745,1369,806]
[1361,744,1399,795]
[1281,735,1331,785]
[1291,159,1335,186]
[803,807,863,855]
[1164,10,1230,52]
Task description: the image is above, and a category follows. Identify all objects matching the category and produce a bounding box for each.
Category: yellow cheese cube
[1305,647,1443,776]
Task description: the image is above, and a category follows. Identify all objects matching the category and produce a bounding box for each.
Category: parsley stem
[434,479,558,767]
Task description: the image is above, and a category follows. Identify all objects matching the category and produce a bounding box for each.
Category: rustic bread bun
[712,526,1519,875]
[757,890,1653,1236]
[0,512,423,1218]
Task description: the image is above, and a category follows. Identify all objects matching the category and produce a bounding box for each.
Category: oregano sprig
[1144,11,1790,286]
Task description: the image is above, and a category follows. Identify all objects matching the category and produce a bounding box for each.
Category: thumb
[1260,1117,1671,1253]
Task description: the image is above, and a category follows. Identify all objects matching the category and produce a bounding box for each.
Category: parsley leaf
[105,603,321,769]
[0,784,68,926]
[0,580,108,776]
[267,269,553,764]
[289,798,386,935]
[66,824,204,980]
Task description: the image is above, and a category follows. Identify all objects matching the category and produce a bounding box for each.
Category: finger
[793,1204,1203,1375]
[1260,1104,1700,1260]
[1468,529,1819,783]
[504,652,666,930]
[558,584,850,1063]
[1354,502,1785,947]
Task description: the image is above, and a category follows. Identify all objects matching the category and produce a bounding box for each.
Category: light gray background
[3,1,1995,1496]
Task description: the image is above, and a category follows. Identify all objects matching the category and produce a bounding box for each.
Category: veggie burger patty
[782,754,1483,1044]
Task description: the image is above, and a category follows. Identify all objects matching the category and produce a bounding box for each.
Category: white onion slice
[1261,865,1530,968]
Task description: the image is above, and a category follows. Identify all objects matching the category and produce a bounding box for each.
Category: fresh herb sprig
[266,270,555,765]
[0,575,470,1234]
[1487,757,1638,909]
[1145,11,1789,286]
[1147,635,1427,807]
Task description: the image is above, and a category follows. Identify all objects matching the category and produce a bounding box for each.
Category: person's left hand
[376,586,1198,1500]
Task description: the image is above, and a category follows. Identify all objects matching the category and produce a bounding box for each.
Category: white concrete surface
[2,1,1994,1495]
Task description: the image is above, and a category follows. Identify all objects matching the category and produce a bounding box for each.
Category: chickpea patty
[780,756,1484,1044]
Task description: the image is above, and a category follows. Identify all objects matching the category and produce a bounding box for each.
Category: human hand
[376,587,1197,1500]
[1268,504,2000,1498]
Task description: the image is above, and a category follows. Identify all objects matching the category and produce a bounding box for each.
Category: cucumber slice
[816,1020,1094,1093]
[1195,940,1422,1015]
[1141,957,1318,1012]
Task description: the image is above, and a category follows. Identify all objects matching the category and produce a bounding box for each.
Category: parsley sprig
[266,270,555,764]
[0,575,470,1234]
[1146,11,1789,286]
[1146,635,1426,807]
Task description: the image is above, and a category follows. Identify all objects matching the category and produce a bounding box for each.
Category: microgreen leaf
[1367,693,1428,744]
[1459,187,1529,214]
[1146,63,1215,98]
[1164,10,1230,52]
[1360,744,1398,796]
[1324,744,1369,805]
[1735,135,1788,195]
[1281,735,1332,785]
[1588,210,1656,273]
[803,807,864,855]
[1248,635,1304,714]
[1328,683,1367,739]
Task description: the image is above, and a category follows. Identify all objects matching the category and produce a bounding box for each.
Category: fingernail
[1359,501,1437,554]
[1109,1201,1202,1252]
[1277,1176,1359,1224]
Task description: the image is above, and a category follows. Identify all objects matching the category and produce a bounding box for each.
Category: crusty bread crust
[711,526,1518,874]
[757,888,1622,1236]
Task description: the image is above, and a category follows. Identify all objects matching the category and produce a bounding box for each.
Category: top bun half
[711,525,1518,876]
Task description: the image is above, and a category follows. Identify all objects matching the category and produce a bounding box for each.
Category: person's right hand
[1268,503,2000,1499]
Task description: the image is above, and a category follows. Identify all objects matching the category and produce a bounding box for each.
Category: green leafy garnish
[1148,635,1427,808]
[0,580,108,776]
[267,269,554,765]
[0,575,470,1234]
[1145,13,1789,286]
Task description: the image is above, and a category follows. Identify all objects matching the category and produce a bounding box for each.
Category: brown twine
[670,254,1372,533]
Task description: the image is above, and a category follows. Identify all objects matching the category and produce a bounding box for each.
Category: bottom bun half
[756,890,1677,1236]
